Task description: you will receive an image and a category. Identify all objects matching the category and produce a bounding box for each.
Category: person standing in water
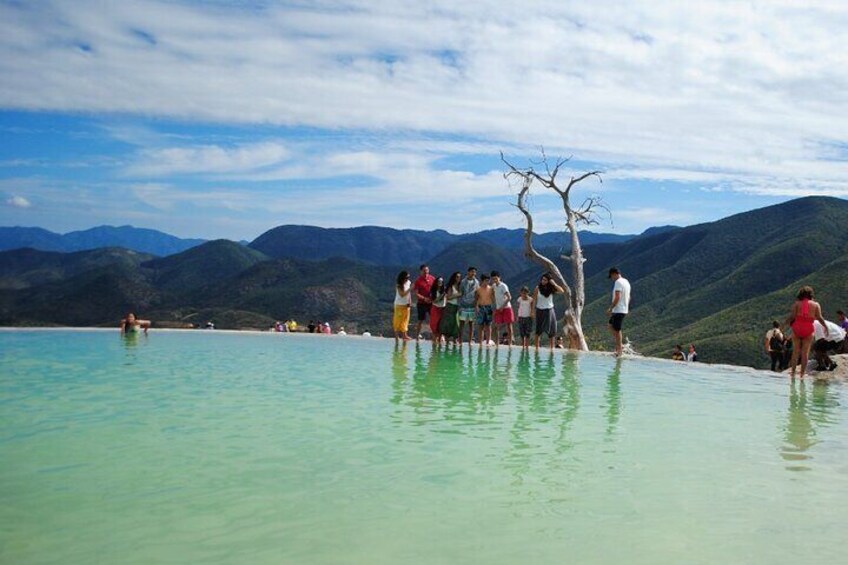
[788,285,827,379]
[607,267,631,357]
[120,313,150,335]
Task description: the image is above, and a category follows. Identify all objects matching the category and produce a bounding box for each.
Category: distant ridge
[0,225,207,256]
[248,224,639,265]
[1,223,641,264]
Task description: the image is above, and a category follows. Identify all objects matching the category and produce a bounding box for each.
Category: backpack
[769,332,783,352]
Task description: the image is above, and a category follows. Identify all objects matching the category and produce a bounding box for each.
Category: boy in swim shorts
[475,274,495,347]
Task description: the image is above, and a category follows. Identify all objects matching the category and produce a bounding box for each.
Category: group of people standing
[765,286,848,378]
[393,264,632,353]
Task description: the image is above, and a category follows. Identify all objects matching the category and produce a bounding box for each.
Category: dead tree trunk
[502,151,606,351]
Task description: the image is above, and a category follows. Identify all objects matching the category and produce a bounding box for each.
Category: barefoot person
[516,286,533,349]
[607,267,631,357]
[413,264,436,340]
[439,272,463,346]
[533,272,563,350]
[788,286,827,379]
[475,274,495,347]
[491,271,515,348]
[120,313,150,335]
[458,267,479,347]
[393,270,413,342]
[429,276,447,345]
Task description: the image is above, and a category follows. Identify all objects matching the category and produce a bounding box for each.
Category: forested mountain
[507,196,848,368]
[247,224,638,265]
[0,225,206,256]
[2,196,846,369]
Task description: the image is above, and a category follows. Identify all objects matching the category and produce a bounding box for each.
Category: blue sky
[1,1,846,240]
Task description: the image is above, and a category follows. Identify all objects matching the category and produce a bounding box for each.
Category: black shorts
[609,313,626,332]
[417,302,431,322]
[814,338,840,353]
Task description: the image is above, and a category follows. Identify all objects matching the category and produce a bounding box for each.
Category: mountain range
[1,196,846,369]
[0,225,207,256]
[1,223,644,264]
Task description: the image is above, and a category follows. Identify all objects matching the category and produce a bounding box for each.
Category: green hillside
[2,196,846,369]
[0,247,154,290]
[143,239,269,293]
[581,196,848,367]
[427,239,528,281]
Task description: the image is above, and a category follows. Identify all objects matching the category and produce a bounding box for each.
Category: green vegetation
[2,196,846,369]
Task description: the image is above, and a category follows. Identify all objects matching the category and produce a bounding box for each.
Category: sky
[1,0,846,241]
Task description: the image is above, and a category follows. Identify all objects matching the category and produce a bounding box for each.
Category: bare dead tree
[502,150,608,350]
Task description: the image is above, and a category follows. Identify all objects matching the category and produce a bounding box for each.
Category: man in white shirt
[490,271,514,347]
[812,320,846,371]
[607,267,631,357]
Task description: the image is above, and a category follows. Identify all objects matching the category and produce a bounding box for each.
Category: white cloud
[6,195,32,208]
[125,141,290,177]
[2,0,847,234]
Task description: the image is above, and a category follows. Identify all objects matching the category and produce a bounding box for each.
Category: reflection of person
[788,286,827,379]
[605,358,622,436]
[120,313,150,335]
[607,267,631,357]
[782,379,815,469]
[765,321,784,372]
[393,270,413,342]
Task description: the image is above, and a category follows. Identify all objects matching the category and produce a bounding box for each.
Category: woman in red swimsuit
[788,286,827,379]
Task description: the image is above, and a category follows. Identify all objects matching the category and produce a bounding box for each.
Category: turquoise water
[1,330,847,564]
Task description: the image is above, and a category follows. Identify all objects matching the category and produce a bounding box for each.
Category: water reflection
[121,331,146,366]
[780,380,840,471]
[605,358,623,438]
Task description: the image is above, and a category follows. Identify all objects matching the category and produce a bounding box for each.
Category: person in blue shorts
[475,273,495,347]
[458,266,479,346]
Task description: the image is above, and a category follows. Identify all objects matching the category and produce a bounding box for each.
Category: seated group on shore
[393,264,571,350]
[765,287,848,378]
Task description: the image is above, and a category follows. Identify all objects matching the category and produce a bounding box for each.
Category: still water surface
[1,330,847,564]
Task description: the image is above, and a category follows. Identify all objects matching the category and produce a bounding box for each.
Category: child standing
[475,274,496,347]
[516,286,533,349]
